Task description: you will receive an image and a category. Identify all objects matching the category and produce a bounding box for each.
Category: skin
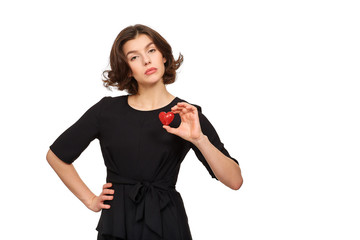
[46,33,243,213]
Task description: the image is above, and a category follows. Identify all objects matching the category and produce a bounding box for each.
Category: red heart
[159,111,174,125]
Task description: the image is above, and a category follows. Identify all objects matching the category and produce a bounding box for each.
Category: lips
[145,67,157,75]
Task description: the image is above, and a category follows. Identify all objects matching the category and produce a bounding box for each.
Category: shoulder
[99,94,127,104]
[96,94,129,113]
[101,94,127,100]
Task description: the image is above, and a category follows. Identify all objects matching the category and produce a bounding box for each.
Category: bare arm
[165,102,243,190]
[192,134,243,190]
[46,149,114,212]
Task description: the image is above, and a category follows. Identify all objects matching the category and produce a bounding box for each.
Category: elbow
[231,176,243,191]
[46,149,52,164]
[46,149,58,169]
[46,149,60,166]
[46,149,72,167]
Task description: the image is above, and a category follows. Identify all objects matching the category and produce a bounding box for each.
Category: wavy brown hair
[102,24,183,95]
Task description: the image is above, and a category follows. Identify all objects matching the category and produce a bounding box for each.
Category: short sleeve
[190,104,239,180]
[49,97,107,164]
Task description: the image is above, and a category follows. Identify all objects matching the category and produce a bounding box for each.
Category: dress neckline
[125,95,178,112]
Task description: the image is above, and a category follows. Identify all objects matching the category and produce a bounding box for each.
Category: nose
[143,54,151,65]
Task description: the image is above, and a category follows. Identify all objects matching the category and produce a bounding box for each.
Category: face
[123,34,166,87]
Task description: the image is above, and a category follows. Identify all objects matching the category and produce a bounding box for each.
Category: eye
[130,56,138,61]
[149,48,156,53]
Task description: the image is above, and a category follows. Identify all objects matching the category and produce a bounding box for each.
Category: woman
[46,24,243,240]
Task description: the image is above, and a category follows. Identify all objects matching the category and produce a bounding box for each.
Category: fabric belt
[106,170,176,238]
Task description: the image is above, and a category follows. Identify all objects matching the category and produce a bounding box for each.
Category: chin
[147,74,164,83]
[136,71,165,85]
[139,78,163,86]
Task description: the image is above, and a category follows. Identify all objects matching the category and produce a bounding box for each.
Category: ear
[163,57,167,64]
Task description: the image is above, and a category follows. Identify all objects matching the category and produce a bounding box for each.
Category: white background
[1,0,359,239]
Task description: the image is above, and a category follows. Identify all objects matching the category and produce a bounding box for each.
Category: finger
[180,107,192,114]
[171,107,183,114]
[102,191,114,198]
[101,195,114,201]
[172,103,195,111]
[171,109,181,114]
[172,105,189,114]
[172,107,192,116]
[171,105,179,110]
[103,183,112,189]
[177,102,197,111]
[100,203,111,209]
[163,125,177,135]
[176,102,189,105]
[103,189,115,195]
[175,103,195,113]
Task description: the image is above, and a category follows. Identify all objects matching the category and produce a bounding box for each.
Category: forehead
[122,34,154,54]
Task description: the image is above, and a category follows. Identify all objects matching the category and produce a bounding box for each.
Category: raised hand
[162,102,205,144]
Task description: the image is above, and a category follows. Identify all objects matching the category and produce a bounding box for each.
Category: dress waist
[97,170,176,239]
[106,169,176,190]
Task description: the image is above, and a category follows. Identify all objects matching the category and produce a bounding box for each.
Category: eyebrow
[125,42,155,57]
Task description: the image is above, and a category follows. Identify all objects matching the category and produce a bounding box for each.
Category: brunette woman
[47,24,243,240]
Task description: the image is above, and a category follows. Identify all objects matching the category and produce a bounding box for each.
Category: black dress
[50,94,239,240]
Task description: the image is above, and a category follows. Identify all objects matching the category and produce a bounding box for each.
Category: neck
[129,82,175,110]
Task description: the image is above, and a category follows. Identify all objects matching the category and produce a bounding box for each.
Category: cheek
[128,62,140,74]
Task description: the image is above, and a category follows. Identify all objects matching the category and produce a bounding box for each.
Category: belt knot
[129,181,152,203]
[106,170,175,238]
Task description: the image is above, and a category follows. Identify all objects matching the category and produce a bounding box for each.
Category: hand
[87,183,114,212]
[163,102,205,143]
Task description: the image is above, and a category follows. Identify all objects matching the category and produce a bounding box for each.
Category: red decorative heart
[159,111,174,125]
